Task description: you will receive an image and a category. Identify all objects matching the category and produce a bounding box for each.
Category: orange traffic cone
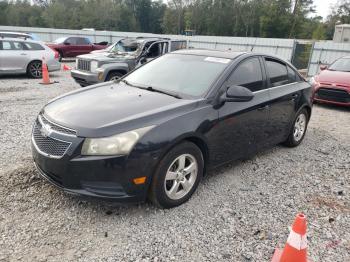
[40,57,54,85]
[62,64,71,71]
[271,213,309,262]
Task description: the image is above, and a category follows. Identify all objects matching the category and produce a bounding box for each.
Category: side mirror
[223,85,254,102]
[320,65,327,71]
[64,42,70,45]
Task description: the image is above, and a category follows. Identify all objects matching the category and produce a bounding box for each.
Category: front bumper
[71,69,100,87]
[32,137,157,203]
[47,60,61,72]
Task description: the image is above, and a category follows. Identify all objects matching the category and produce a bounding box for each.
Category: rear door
[0,40,29,73]
[209,56,271,165]
[263,57,300,144]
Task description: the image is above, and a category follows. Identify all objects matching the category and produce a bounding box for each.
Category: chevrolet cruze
[32,49,312,208]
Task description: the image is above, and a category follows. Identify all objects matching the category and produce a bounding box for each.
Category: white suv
[0,38,60,78]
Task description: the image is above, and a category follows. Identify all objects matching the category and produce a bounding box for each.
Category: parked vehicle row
[71,37,187,86]
[31,50,313,208]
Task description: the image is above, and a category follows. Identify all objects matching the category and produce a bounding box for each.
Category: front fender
[99,63,130,81]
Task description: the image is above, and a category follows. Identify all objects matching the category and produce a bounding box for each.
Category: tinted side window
[0,41,24,50]
[287,65,297,83]
[23,42,45,51]
[265,58,289,87]
[2,41,12,50]
[65,37,77,45]
[77,37,91,45]
[227,57,264,92]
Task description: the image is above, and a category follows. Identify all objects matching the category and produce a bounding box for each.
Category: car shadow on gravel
[314,103,350,112]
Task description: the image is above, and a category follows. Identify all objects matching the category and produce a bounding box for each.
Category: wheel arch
[26,59,42,74]
[298,104,312,121]
[158,134,210,176]
[106,69,127,81]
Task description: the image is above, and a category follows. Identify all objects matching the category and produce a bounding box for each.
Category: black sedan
[32,49,312,208]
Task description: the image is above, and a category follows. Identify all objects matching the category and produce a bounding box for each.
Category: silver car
[0,38,60,78]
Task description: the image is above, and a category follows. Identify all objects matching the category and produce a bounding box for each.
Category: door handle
[20,53,27,56]
[257,105,269,111]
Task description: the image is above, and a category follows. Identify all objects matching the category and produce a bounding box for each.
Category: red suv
[47,36,107,61]
[311,56,350,107]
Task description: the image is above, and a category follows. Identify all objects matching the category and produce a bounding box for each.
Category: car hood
[78,52,137,62]
[43,83,198,137]
[317,70,350,88]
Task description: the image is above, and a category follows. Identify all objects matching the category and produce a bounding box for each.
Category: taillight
[54,51,59,59]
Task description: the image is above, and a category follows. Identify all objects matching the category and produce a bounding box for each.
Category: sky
[309,0,338,18]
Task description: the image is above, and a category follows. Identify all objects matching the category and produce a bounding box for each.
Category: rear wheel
[106,71,124,81]
[27,61,42,78]
[283,108,309,147]
[149,142,204,208]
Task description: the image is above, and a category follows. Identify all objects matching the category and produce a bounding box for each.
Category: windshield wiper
[145,86,182,99]
[117,79,141,88]
[117,80,181,99]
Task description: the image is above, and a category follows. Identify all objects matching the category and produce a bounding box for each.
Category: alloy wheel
[293,113,306,142]
[30,62,42,78]
[164,154,198,200]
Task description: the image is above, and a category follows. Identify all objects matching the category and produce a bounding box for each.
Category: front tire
[106,71,124,81]
[149,142,204,208]
[283,108,309,147]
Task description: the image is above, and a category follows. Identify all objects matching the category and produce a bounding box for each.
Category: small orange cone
[62,64,72,71]
[271,213,309,262]
[40,57,54,85]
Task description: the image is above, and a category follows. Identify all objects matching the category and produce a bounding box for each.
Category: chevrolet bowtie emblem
[40,124,52,138]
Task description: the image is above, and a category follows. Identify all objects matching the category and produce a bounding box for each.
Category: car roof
[0,37,44,44]
[172,49,246,59]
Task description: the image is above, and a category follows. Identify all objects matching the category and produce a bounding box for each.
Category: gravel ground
[0,67,349,262]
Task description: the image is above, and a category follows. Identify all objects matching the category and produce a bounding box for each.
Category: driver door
[142,41,170,64]
[208,56,271,166]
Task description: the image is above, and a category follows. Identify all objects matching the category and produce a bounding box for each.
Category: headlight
[309,76,318,86]
[81,126,154,156]
[90,61,98,72]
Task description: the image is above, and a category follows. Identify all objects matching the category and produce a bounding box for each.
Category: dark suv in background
[70,37,187,86]
[47,36,108,61]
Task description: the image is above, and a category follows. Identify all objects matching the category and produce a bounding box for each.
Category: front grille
[39,115,76,136]
[316,88,350,103]
[32,120,71,158]
[77,59,91,71]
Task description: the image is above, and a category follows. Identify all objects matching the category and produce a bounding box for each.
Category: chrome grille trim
[39,114,77,136]
[32,120,72,159]
[77,59,91,71]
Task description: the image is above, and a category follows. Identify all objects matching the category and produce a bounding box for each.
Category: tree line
[0,0,349,40]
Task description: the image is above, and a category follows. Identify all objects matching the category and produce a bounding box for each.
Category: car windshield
[109,39,140,53]
[53,37,67,44]
[328,58,350,72]
[124,54,231,97]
